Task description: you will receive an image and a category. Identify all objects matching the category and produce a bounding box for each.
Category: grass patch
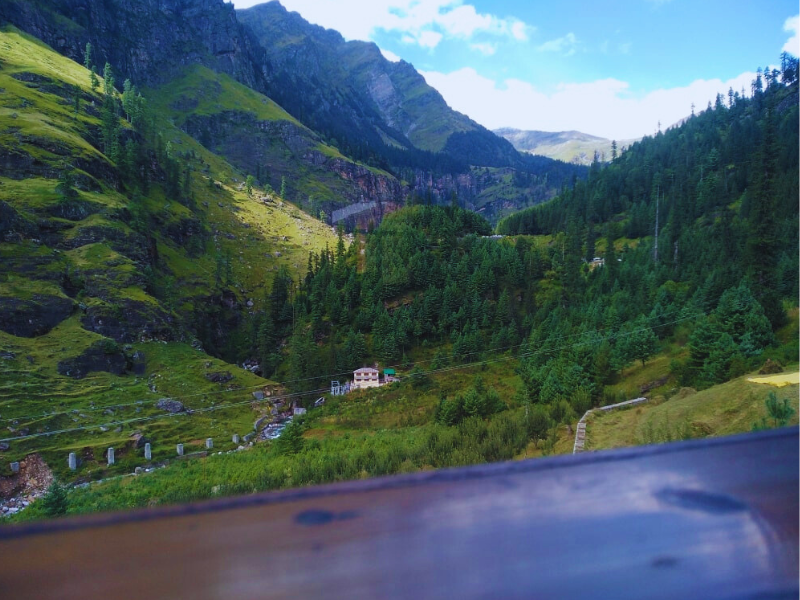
[586,371,800,450]
[146,64,300,127]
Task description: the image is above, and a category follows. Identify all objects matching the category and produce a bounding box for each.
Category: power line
[1,311,705,447]
[0,387,327,444]
[0,309,704,426]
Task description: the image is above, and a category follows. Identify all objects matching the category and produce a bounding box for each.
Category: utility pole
[654,185,659,264]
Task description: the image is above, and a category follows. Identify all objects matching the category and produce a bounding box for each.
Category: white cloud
[420,67,758,139]
[380,48,402,62]
[537,32,578,56]
[417,30,444,49]
[783,15,799,55]
[244,0,532,50]
[511,21,529,41]
[437,5,493,38]
[470,42,497,56]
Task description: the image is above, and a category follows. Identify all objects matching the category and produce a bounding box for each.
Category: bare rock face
[0,201,37,242]
[0,295,75,337]
[57,340,129,379]
[79,300,176,344]
[0,454,54,503]
[0,0,261,87]
[182,111,405,211]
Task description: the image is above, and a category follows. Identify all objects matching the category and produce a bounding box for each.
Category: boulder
[57,340,128,379]
[0,295,74,337]
[155,398,185,414]
[205,371,233,384]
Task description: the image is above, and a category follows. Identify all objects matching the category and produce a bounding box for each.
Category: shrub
[41,481,69,517]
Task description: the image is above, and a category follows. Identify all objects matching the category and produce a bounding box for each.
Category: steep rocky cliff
[0,0,260,86]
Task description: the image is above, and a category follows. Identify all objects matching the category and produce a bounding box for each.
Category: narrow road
[573,397,649,454]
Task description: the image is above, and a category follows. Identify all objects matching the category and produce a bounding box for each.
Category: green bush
[41,481,69,517]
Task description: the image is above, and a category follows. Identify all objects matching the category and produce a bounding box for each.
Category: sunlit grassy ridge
[147,63,392,204]
[0,27,108,163]
[147,64,300,127]
[0,26,342,482]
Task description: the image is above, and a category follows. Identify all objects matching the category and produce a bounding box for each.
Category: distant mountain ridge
[495,128,640,165]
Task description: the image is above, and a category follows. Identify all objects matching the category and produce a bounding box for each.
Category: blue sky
[232,0,799,139]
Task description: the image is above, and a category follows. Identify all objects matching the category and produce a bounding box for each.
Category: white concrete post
[206,438,213,449]
[144,443,151,460]
[10,462,19,474]
[176,443,184,456]
[232,434,240,444]
[68,452,77,470]
[107,447,115,466]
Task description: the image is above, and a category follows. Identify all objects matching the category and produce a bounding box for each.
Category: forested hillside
[498,60,798,387]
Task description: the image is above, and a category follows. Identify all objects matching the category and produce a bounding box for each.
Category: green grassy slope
[148,64,397,209]
[585,371,799,450]
[5,355,574,521]
[0,26,339,482]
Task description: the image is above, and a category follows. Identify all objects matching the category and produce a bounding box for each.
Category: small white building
[353,367,380,389]
[588,257,605,270]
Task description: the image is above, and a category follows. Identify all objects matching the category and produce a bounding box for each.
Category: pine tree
[41,480,69,517]
[100,63,120,161]
[55,163,78,201]
[90,66,99,91]
[83,42,92,71]
[102,62,114,96]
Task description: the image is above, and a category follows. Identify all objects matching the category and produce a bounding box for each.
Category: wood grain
[1,428,797,600]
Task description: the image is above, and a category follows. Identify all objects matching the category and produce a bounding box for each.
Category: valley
[0,0,797,525]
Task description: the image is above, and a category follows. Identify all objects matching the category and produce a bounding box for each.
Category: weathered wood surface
[0,428,797,600]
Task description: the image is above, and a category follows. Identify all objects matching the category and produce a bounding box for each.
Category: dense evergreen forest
[244,57,798,425]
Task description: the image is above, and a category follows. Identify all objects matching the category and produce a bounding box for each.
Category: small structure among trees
[353,367,380,389]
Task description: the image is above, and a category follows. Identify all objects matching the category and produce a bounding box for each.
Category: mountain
[495,128,640,165]
[237,2,586,221]
[1,0,586,222]
[239,2,522,166]
[0,23,346,476]
[498,71,798,326]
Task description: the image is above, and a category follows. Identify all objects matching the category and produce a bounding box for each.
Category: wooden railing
[1,428,797,600]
